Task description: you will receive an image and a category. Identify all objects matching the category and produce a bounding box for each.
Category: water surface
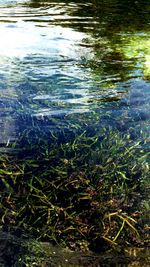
[0,0,150,145]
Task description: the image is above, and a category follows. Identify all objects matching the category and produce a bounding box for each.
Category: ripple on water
[0,0,150,143]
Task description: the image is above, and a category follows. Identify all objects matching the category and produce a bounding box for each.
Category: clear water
[0,1,149,265]
[0,0,150,145]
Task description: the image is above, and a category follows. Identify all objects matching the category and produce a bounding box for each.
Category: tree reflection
[25,0,149,33]
[23,0,150,81]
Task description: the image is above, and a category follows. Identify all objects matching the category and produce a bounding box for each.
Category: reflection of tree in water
[25,0,149,32]
[70,0,149,81]
[24,0,150,81]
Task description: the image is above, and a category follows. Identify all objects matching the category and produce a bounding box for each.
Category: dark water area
[0,0,150,266]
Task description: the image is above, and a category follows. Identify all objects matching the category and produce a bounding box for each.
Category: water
[0,0,149,145]
[0,0,149,266]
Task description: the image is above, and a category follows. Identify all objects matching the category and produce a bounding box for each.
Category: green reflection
[116,36,150,80]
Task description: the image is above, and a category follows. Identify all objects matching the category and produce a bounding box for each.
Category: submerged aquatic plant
[0,126,149,266]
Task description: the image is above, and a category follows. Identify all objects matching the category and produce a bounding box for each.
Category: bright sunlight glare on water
[0,23,89,58]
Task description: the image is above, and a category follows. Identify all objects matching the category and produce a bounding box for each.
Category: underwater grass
[0,126,149,265]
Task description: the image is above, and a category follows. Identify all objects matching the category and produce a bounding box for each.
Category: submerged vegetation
[0,124,149,266]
